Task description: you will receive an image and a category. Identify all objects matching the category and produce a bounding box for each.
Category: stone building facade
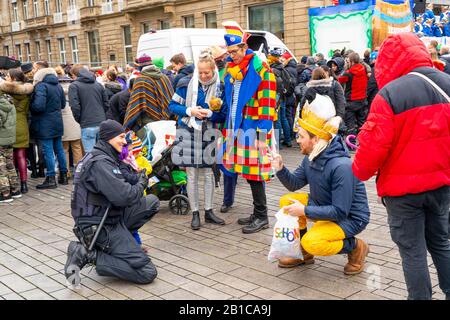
[0,0,332,68]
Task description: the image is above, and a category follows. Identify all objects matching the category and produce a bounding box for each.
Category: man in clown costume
[219,21,277,234]
[268,94,371,274]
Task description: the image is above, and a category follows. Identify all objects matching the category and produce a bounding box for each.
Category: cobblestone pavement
[0,145,445,300]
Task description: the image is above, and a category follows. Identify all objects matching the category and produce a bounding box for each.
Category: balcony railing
[67,7,80,22]
[53,12,64,24]
[24,16,50,29]
[11,21,21,32]
[80,6,101,20]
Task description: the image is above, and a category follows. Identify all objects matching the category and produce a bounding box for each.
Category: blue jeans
[223,173,238,207]
[40,137,67,177]
[278,101,291,144]
[81,126,100,153]
[384,186,450,300]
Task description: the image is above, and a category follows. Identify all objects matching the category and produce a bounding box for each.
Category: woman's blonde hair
[198,50,216,70]
[54,65,65,76]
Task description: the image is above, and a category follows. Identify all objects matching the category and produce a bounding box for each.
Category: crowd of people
[415,4,450,37]
[0,21,448,300]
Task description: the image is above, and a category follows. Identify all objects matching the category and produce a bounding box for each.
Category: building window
[88,30,101,67]
[4,46,10,57]
[123,25,133,64]
[23,0,29,20]
[68,0,77,8]
[70,36,79,63]
[183,15,195,28]
[88,0,95,6]
[16,45,22,62]
[159,20,170,30]
[46,40,52,64]
[56,0,63,13]
[12,3,19,22]
[58,38,66,64]
[44,0,50,15]
[204,12,217,28]
[248,2,284,40]
[33,0,39,17]
[25,43,31,62]
[142,22,152,34]
[35,41,41,61]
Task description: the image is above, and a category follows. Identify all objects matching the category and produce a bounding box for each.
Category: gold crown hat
[296,93,342,160]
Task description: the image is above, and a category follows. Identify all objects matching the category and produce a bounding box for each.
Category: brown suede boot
[344,238,370,275]
[278,245,315,268]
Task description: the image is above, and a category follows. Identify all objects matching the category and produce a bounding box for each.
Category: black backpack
[280,68,296,97]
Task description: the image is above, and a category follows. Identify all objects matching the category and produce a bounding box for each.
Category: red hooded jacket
[338,63,368,101]
[352,33,450,197]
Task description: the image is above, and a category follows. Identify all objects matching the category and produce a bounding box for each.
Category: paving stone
[288,286,341,300]
[20,288,55,300]
[157,268,191,287]
[207,273,260,293]
[0,274,36,293]
[249,287,296,300]
[88,294,109,300]
[2,292,25,300]
[186,273,217,287]
[180,281,232,300]
[26,274,66,293]
[50,289,87,300]
[172,259,217,277]
[160,288,205,300]
[105,281,153,300]
[96,287,129,300]
[347,290,389,300]
[229,267,300,295]
[139,279,178,296]
[0,282,13,295]
[211,283,247,299]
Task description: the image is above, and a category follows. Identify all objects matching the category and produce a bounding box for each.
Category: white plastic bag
[268,209,302,262]
[144,120,176,163]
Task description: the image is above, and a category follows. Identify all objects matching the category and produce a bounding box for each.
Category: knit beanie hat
[99,119,125,142]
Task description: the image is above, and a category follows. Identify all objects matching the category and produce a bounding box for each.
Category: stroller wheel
[169,194,190,215]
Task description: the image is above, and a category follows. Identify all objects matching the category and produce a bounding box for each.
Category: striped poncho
[123,66,174,131]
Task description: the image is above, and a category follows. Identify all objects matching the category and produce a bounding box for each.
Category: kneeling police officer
[64,119,160,284]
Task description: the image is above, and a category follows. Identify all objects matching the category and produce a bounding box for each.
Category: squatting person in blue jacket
[268,94,371,275]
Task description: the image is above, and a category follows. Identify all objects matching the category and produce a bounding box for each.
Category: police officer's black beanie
[99,120,125,142]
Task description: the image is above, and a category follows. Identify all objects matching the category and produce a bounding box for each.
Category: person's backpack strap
[409,72,450,103]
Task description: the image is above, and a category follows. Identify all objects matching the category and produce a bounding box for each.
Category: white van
[136,28,296,67]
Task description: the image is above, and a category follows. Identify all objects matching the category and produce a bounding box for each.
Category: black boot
[58,172,69,185]
[191,211,200,230]
[64,241,96,285]
[36,176,57,189]
[237,214,256,225]
[242,217,269,234]
[20,182,28,194]
[205,209,225,225]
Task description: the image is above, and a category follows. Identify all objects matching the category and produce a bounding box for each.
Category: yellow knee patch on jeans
[301,221,346,256]
[279,193,309,229]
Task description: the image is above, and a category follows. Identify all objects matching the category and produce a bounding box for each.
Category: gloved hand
[138,169,149,189]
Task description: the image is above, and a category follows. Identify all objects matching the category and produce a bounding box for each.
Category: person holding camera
[64,119,160,285]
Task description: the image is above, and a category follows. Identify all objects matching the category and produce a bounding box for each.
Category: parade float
[309,0,414,56]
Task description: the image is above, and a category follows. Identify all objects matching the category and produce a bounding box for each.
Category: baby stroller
[140,121,190,215]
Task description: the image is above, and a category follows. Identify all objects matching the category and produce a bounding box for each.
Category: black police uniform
[69,139,159,284]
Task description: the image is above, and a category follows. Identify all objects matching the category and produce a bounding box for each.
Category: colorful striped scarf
[226,52,254,81]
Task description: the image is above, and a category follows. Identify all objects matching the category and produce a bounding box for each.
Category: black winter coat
[173,64,195,89]
[284,59,298,106]
[107,90,130,124]
[366,66,379,108]
[30,74,66,140]
[104,81,123,101]
[69,69,108,128]
[299,78,346,120]
[79,140,146,225]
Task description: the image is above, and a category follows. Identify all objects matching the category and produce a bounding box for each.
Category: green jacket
[0,93,16,146]
[0,81,33,148]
